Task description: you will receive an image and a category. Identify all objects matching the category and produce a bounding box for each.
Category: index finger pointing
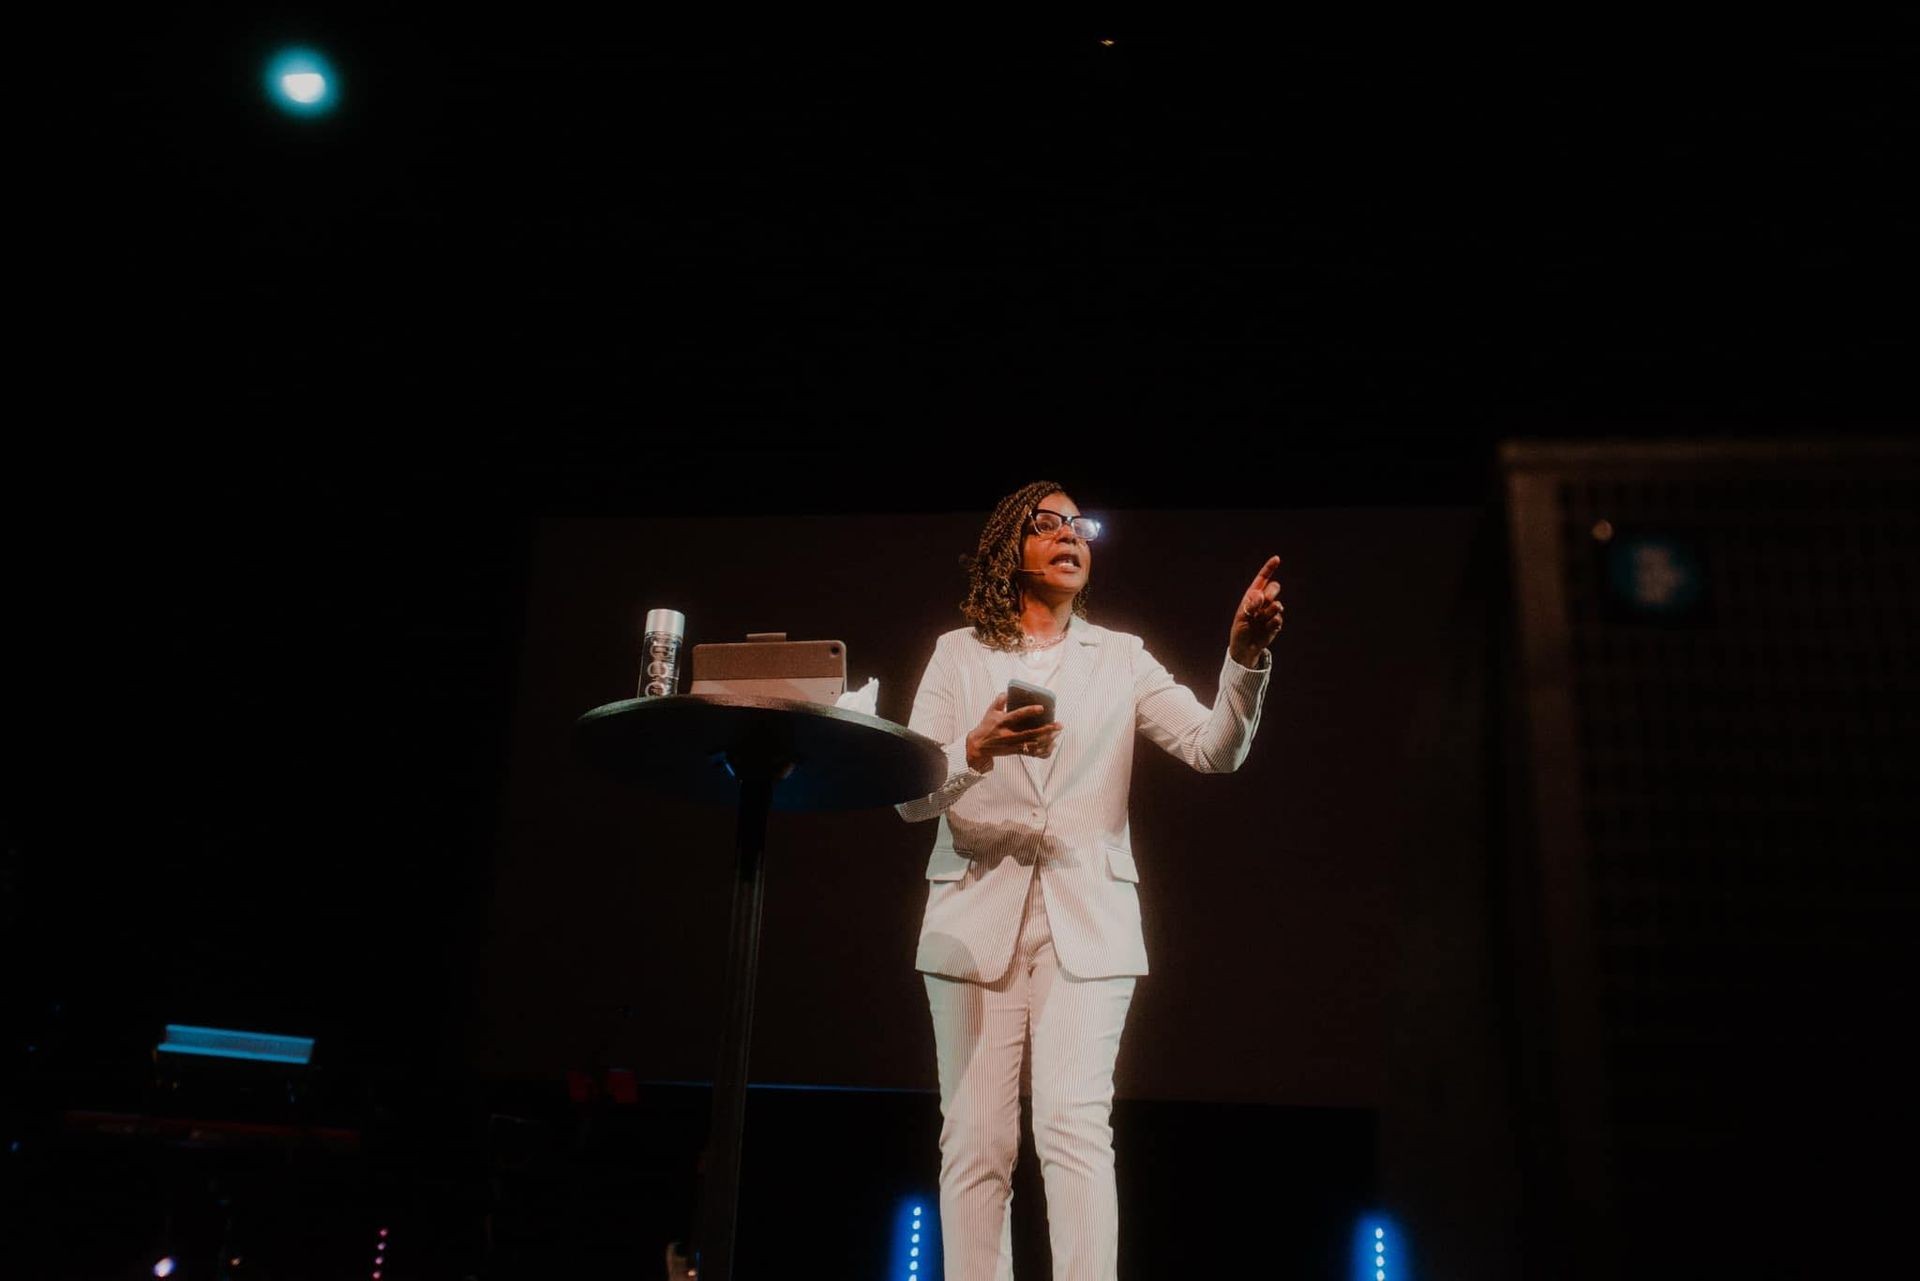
[1248,555,1282,590]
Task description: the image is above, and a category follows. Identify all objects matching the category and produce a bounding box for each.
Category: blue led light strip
[894,1194,932,1281]
[1355,1214,1404,1281]
[157,1024,315,1065]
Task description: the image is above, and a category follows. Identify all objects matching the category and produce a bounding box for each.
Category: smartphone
[1006,679,1057,723]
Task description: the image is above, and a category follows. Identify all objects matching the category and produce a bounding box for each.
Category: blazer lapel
[971,633,1050,806]
[1035,617,1100,794]
[1019,727,1047,796]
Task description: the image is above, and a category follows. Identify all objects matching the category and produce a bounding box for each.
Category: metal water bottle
[640,608,687,697]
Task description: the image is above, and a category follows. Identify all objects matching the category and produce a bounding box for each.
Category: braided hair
[959,479,1090,652]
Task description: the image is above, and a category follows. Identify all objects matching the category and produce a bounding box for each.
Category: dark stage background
[10,15,1918,1281]
[484,507,1482,1101]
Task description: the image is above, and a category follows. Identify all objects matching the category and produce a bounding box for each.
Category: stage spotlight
[265,47,340,118]
[153,1259,177,1279]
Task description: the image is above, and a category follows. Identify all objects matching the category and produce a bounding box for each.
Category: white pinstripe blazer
[897,614,1272,982]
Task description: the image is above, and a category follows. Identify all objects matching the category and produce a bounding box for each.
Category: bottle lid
[644,608,687,636]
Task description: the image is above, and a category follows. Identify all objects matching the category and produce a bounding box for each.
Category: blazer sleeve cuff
[1225,648,1272,678]
[946,736,990,780]
[897,737,989,821]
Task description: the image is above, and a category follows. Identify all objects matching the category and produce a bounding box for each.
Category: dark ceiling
[39,21,1917,513]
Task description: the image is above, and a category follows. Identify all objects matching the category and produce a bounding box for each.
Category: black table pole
[573,694,944,1280]
[693,757,782,1281]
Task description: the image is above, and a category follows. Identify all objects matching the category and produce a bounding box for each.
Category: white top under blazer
[897,614,1272,982]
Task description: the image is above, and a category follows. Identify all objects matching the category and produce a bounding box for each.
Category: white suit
[898,614,1271,1279]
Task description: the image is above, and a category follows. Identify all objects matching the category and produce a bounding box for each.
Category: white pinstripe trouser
[924,873,1136,1281]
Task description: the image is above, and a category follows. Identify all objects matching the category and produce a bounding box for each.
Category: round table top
[574,693,948,813]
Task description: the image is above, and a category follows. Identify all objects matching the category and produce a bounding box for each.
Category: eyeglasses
[1030,508,1103,541]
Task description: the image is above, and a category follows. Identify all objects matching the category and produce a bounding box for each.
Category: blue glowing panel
[158,1024,315,1065]
[264,47,340,118]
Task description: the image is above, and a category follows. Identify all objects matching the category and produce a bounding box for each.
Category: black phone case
[1007,679,1056,717]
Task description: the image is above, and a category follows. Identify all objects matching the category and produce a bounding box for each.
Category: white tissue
[834,677,879,715]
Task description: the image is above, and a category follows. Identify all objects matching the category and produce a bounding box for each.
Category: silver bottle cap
[644,608,686,637]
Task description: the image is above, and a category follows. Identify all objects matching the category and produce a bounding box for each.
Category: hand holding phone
[964,681,1063,771]
[1005,678,1057,723]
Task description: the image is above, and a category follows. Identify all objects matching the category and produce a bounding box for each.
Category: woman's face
[1018,491,1091,600]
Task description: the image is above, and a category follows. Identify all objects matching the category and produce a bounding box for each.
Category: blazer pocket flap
[1104,844,1141,883]
[925,847,971,882]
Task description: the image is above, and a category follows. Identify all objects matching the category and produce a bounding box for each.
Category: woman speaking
[897,479,1284,1281]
